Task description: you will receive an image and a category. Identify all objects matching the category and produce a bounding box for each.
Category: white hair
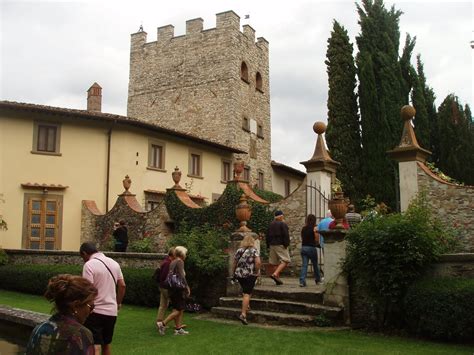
[174,246,188,259]
[326,210,332,218]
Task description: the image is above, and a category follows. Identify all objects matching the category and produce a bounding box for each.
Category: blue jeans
[299,246,321,284]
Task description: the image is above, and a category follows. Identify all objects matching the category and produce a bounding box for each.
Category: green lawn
[1,290,472,355]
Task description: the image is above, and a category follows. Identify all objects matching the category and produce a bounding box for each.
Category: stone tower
[127,11,272,189]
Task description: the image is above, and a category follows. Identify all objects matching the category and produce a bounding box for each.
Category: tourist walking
[157,246,190,336]
[232,235,261,325]
[156,247,175,324]
[112,220,128,252]
[299,214,322,287]
[266,210,291,285]
[345,204,362,228]
[80,242,126,355]
[26,274,97,355]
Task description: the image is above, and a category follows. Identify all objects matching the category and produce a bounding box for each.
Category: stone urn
[122,175,132,193]
[235,194,251,232]
[172,166,182,188]
[328,191,348,229]
[233,158,244,180]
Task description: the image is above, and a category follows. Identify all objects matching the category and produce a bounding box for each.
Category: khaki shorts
[269,245,291,265]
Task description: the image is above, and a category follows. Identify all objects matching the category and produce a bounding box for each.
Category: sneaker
[299,282,306,287]
[174,328,189,335]
[238,314,248,325]
[270,274,283,285]
[316,280,324,285]
[156,321,166,336]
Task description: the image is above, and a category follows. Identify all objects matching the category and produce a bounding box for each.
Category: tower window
[258,171,264,190]
[257,124,263,138]
[256,72,263,92]
[241,62,249,83]
[284,179,291,197]
[242,117,250,131]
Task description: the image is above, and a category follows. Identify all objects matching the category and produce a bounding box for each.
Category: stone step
[252,287,324,304]
[219,297,343,321]
[210,306,315,327]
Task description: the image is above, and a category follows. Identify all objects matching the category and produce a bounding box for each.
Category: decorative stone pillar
[387,105,431,212]
[227,194,258,296]
[319,228,350,324]
[300,122,340,217]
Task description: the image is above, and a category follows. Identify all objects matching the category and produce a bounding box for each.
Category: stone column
[387,106,431,212]
[300,122,340,217]
[319,229,350,324]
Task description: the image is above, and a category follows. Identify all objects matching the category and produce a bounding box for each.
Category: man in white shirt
[80,242,126,355]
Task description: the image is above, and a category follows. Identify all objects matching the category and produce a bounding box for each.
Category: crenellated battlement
[130,10,268,50]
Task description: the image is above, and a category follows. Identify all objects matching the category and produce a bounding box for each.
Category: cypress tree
[437,95,474,185]
[416,55,439,162]
[325,20,362,203]
[356,0,408,208]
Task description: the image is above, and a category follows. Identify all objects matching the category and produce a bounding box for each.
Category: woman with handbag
[232,235,261,325]
[156,246,190,336]
[299,214,322,287]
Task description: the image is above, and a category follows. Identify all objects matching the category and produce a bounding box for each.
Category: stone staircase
[211,277,344,327]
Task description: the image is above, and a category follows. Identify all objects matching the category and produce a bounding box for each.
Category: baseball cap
[274,210,284,217]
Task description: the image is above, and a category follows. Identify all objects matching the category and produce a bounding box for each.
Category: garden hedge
[0,264,160,307]
[404,277,474,342]
[0,263,225,309]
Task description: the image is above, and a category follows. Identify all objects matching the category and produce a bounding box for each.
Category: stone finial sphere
[401,105,416,121]
[313,122,327,134]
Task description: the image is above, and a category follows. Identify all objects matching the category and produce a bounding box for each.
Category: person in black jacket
[112,220,128,252]
[265,210,290,285]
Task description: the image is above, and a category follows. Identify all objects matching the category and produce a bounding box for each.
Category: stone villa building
[0,11,305,251]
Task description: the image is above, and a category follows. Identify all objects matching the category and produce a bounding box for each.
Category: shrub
[167,224,228,278]
[0,248,8,266]
[0,264,160,307]
[404,278,474,342]
[343,192,456,328]
[128,237,153,253]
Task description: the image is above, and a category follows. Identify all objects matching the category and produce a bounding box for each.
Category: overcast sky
[1,0,472,171]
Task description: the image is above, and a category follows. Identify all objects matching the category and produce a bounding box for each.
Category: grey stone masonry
[127,11,272,190]
[271,177,308,273]
[417,163,474,252]
[4,249,165,269]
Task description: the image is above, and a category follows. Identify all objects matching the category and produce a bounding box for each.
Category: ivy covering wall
[165,182,276,235]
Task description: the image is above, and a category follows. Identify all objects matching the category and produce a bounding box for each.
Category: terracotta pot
[172,167,182,187]
[233,159,244,180]
[236,194,251,232]
[122,175,132,193]
[328,191,348,229]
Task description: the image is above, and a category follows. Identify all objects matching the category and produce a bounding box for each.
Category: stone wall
[127,11,272,190]
[271,177,308,274]
[417,162,474,252]
[427,253,474,278]
[81,193,172,253]
[4,249,166,269]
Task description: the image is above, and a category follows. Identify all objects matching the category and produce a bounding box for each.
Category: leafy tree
[325,20,362,203]
[356,0,410,208]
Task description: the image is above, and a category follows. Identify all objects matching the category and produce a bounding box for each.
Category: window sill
[187,174,203,180]
[242,127,250,133]
[220,180,229,184]
[241,78,250,85]
[256,88,264,94]
[31,150,62,156]
[147,166,167,173]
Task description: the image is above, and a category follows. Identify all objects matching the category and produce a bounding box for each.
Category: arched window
[256,72,263,92]
[241,62,249,83]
